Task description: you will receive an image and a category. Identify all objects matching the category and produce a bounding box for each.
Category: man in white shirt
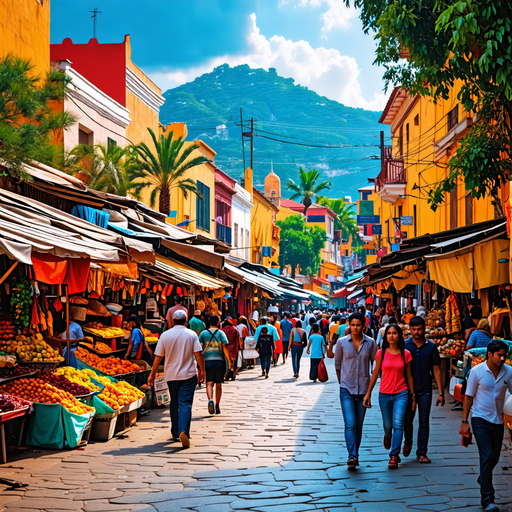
[148,310,205,448]
[460,339,512,512]
[251,305,259,325]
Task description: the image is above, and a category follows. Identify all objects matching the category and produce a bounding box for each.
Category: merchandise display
[0,394,30,413]
[75,347,141,375]
[83,323,126,338]
[56,367,101,392]
[37,372,92,396]
[2,333,63,362]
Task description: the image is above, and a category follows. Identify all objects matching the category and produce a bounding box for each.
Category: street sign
[372,224,382,235]
[356,214,380,224]
[400,216,413,225]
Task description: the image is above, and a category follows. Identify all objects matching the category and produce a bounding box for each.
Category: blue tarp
[71,205,110,229]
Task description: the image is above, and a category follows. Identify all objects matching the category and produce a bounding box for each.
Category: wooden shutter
[196,181,204,230]
[450,187,458,229]
[204,184,210,233]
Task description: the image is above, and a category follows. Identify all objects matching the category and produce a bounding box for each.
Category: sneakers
[388,455,399,469]
[261,371,266,377]
[403,441,412,457]
[484,504,499,512]
[383,435,392,450]
[215,404,221,415]
[179,432,190,448]
[265,372,269,379]
[208,400,215,415]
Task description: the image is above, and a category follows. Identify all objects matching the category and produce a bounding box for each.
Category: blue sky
[51,0,388,110]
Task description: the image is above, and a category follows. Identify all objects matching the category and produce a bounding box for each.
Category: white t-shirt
[465,361,512,424]
[154,325,202,381]
[252,310,259,323]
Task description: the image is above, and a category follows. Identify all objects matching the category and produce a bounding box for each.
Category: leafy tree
[133,128,210,215]
[350,0,512,216]
[277,214,326,278]
[285,168,332,213]
[319,197,359,237]
[0,54,75,179]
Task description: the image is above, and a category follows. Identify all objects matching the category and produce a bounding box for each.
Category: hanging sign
[356,215,380,224]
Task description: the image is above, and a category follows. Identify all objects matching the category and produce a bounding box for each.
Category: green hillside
[159,64,389,201]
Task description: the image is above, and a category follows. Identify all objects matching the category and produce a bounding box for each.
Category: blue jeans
[379,389,409,457]
[291,344,303,375]
[472,417,504,507]
[260,354,271,373]
[404,391,432,456]
[167,375,198,438]
[339,387,367,460]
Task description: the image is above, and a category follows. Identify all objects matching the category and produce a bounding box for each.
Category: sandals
[417,455,431,464]
[347,458,358,469]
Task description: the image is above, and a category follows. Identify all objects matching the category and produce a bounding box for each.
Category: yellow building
[0,0,50,77]
[370,85,506,252]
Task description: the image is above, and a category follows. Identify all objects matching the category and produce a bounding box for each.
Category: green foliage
[0,54,76,178]
[286,168,332,212]
[159,64,386,201]
[318,197,359,235]
[277,214,327,278]
[349,0,512,214]
[133,128,210,215]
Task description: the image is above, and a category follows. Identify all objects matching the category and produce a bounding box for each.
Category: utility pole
[380,130,385,171]
[242,116,254,170]
[89,8,102,39]
[240,108,246,172]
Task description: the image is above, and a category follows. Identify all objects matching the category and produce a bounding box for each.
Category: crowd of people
[145,298,512,512]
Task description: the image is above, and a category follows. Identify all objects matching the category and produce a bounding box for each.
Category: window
[450,187,458,229]
[107,138,117,150]
[447,105,459,131]
[413,204,417,237]
[78,126,93,145]
[414,114,419,126]
[196,181,210,232]
[245,229,250,260]
[234,223,239,247]
[465,192,473,225]
[406,123,409,156]
[398,124,403,156]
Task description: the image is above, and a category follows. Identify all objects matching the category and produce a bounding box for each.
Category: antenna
[89,8,102,39]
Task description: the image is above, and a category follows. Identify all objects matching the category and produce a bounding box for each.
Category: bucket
[111,315,123,328]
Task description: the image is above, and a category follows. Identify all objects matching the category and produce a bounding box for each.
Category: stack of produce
[439,339,465,356]
[449,294,462,333]
[471,355,486,367]
[56,367,101,392]
[96,380,145,411]
[82,341,112,354]
[75,347,140,375]
[37,373,91,396]
[2,334,63,362]
[84,322,125,338]
[0,353,16,368]
[0,319,17,349]
[0,378,95,415]
[0,365,36,379]
[0,394,30,413]
[445,297,452,335]
[86,300,112,317]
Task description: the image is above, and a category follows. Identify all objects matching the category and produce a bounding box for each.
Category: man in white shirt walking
[460,339,512,512]
[148,310,205,448]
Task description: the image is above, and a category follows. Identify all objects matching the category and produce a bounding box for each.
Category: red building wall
[50,37,127,106]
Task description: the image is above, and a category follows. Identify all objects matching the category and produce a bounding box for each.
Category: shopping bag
[237,352,243,368]
[318,358,328,382]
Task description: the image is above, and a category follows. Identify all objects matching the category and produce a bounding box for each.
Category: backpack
[319,319,329,336]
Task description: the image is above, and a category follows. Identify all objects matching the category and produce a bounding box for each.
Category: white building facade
[231,183,253,261]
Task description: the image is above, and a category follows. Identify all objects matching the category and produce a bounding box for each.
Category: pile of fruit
[440,339,465,356]
[56,367,101,392]
[82,341,112,354]
[37,373,91,396]
[75,347,140,375]
[471,355,486,367]
[0,394,30,413]
[2,334,63,362]
[0,353,16,368]
[0,378,95,415]
[0,365,36,380]
[0,319,16,348]
[445,294,462,335]
[84,322,125,338]
[96,379,145,411]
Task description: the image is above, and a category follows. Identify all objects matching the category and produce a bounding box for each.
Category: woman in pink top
[363,324,416,469]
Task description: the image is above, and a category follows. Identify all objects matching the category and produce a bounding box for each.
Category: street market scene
[1,1,512,511]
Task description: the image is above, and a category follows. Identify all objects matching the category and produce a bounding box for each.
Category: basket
[133,360,152,387]
[70,306,87,322]
[17,360,61,371]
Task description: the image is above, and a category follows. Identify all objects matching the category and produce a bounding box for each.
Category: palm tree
[285,168,332,213]
[64,144,111,192]
[133,128,210,215]
[319,197,360,245]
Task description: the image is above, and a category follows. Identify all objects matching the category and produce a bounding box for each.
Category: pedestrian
[250,304,259,332]
[466,318,493,350]
[307,324,326,382]
[465,306,483,342]
[364,324,416,469]
[328,315,340,343]
[236,316,252,368]
[148,310,205,448]
[305,316,316,338]
[280,313,293,364]
[318,313,330,338]
[198,315,233,415]
[256,326,275,378]
[270,316,283,365]
[403,316,445,463]
[460,339,512,512]
[124,315,154,365]
[290,312,297,328]
[289,320,307,379]
[222,317,242,380]
[166,295,188,330]
[189,310,206,336]
[377,316,397,347]
[325,312,376,468]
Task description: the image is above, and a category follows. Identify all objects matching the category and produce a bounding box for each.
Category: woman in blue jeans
[364,324,416,468]
[288,321,306,379]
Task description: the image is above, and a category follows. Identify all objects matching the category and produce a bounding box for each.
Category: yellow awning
[392,267,425,291]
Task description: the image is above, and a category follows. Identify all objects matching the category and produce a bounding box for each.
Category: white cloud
[149,13,386,111]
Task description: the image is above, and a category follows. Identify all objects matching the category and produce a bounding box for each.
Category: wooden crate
[115,410,137,432]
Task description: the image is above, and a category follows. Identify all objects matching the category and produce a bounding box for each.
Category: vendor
[54,318,85,368]
[466,318,493,350]
[125,315,154,365]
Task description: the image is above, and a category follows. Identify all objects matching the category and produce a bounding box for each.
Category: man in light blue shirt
[254,317,280,343]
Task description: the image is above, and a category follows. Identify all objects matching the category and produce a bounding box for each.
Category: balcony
[216,223,232,245]
[375,150,406,204]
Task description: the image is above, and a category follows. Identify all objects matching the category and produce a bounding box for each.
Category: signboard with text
[372,224,382,235]
[356,215,380,225]
[400,216,413,225]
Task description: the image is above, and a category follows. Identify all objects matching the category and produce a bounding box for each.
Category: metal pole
[65,286,70,366]
[380,130,385,171]
[250,118,254,170]
[240,108,246,172]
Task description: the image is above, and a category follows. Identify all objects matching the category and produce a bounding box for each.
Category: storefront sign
[154,376,170,405]
[357,215,380,224]
[372,225,382,235]
[400,216,413,225]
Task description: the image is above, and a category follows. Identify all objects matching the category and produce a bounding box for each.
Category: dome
[264,168,281,205]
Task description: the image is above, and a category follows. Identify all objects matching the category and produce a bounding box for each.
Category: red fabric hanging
[32,252,68,285]
[64,257,90,294]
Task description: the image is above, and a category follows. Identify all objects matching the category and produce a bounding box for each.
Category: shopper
[198,315,233,415]
[466,318,493,350]
[403,316,444,463]
[305,316,316,338]
[328,315,340,343]
[148,310,205,448]
[331,317,349,344]
[270,316,283,365]
[460,340,512,512]
[307,323,326,382]
[256,326,275,378]
[326,312,377,468]
[376,316,397,347]
[189,310,206,336]
[124,315,154,365]
[222,318,242,380]
[280,313,293,364]
[289,320,307,379]
[166,295,188,330]
[364,324,416,469]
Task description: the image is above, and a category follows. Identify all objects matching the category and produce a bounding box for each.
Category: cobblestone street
[1,355,512,512]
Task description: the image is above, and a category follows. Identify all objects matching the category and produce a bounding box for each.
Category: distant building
[216,124,228,139]
[231,183,253,261]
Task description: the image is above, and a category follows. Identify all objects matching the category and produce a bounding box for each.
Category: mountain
[159,64,389,202]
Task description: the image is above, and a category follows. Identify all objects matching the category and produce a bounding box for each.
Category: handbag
[318,358,329,382]
[301,329,308,348]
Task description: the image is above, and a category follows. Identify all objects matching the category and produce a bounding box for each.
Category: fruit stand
[0,395,31,463]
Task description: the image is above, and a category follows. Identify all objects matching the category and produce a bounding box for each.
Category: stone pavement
[1,354,512,512]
